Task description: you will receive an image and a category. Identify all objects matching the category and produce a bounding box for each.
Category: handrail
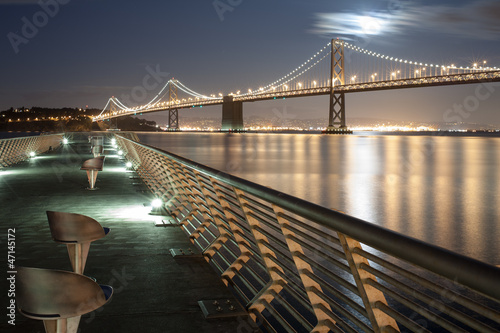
[0,133,63,167]
[115,133,500,332]
[118,135,500,298]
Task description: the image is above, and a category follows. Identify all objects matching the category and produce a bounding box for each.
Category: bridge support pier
[168,109,179,130]
[221,96,244,131]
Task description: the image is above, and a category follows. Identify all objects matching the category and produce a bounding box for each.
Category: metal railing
[115,134,500,333]
[0,134,63,168]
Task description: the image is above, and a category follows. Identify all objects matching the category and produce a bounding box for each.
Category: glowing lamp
[151,199,162,208]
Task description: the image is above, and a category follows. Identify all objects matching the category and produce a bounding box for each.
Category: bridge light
[313,81,317,87]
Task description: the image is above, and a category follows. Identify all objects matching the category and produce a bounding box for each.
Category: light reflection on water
[138,132,500,265]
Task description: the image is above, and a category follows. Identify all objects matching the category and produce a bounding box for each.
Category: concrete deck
[0,134,244,332]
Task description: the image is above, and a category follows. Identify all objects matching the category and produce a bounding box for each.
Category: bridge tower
[325,39,352,134]
[168,79,179,130]
[109,98,119,129]
[110,98,118,114]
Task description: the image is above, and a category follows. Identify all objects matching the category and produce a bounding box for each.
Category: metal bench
[46,211,110,275]
[16,266,113,333]
[80,156,105,190]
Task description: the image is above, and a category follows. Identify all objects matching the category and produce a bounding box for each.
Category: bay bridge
[95,39,500,131]
[3,37,500,329]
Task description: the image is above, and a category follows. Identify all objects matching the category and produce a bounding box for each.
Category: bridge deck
[0,134,241,333]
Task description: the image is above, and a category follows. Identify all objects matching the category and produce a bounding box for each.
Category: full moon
[359,16,382,35]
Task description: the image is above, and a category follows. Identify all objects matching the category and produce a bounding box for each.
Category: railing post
[272,205,337,332]
[190,172,246,257]
[0,141,6,167]
[337,233,400,332]
[210,183,253,281]
[159,157,185,215]
[233,189,286,323]
[166,160,199,222]
[177,170,221,248]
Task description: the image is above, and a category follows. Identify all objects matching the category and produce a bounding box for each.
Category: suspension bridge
[94,39,500,132]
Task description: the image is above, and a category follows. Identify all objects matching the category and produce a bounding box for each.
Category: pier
[0,133,241,332]
[1,132,500,333]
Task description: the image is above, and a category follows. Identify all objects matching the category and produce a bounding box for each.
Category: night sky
[1,0,500,125]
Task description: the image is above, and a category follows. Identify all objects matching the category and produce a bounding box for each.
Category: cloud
[313,0,500,41]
